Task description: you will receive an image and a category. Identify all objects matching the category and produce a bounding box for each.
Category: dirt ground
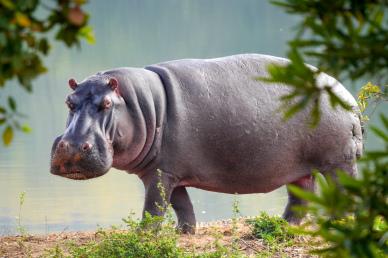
[0,219,314,258]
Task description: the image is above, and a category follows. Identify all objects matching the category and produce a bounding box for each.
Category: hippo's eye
[101,98,112,110]
[66,100,76,111]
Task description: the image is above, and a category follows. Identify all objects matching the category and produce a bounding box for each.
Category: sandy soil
[0,219,314,258]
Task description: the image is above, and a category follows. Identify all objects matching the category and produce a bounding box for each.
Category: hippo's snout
[50,135,113,180]
[56,139,93,154]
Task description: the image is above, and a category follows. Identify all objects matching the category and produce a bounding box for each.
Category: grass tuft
[247,212,295,245]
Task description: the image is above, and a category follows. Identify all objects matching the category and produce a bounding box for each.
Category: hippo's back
[146,54,362,194]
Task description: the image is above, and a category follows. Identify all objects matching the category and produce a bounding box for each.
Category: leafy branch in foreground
[0,96,31,145]
[289,115,388,257]
[0,0,95,146]
[269,3,388,256]
[259,49,352,127]
[272,0,388,83]
[265,0,388,124]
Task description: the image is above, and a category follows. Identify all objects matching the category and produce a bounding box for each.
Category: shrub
[67,214,183,258]
[247,212,295,245]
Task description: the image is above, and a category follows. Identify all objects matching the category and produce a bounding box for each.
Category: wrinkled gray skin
[51,54,363,234]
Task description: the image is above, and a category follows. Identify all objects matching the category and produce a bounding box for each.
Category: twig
[239,238,262,253]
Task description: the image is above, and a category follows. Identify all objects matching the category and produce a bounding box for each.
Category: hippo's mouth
[59,169,106,180]
[51,166,104,180]
[61,172,89,180]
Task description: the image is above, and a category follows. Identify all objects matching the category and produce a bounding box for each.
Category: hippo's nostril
[82,142,92,151]
[58,140,68,149]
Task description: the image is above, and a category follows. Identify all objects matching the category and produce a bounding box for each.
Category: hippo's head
[50,75,128,180]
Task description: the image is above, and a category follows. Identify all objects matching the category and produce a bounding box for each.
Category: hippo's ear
[68,78,78,90]
[108,77,119,91]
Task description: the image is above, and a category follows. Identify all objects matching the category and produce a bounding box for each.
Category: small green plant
[357,82,387,122]
[247,212,295,245]
[66,214,183,258]
[231,197,240,246]
[14,191,31,256]
[16,191,27,236]
[199,224,245,258]
[227,197,245,257]
[156,169,175,225]
[44,244,66,258]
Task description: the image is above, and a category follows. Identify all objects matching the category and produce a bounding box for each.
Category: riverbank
[0,218,314,257]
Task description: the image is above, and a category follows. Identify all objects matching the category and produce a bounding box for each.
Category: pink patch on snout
[58,140,68,150]
[81,142,92,151]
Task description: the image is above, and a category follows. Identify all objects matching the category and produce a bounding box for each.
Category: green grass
[247,212,295,245]
[65,214,183,258]
[40,212,306,258]
[36,180,303,258]
[13,187,306,257]
[42,213,243,258]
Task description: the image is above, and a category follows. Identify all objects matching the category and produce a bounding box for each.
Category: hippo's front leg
[140,170,178,219]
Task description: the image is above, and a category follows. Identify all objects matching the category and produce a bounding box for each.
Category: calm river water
[0,0,385,235]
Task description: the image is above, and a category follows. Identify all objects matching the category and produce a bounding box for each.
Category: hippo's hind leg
[324,161,358,182]
[170,186,196,234]
[283,175,315,225]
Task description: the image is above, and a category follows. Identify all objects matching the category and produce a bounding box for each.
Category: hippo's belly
[170,117,311,194]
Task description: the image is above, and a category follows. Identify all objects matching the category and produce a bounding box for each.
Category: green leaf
[288,185,324,205]
[370,126,388,142]
[56,27,79,47]
[0,106,6,114]
[365,151,388,159]
[283,96,309,120]
[338,171,363,190]
[314,171,328,189]
[0,32,6,46]
[326,88,352,110]
[38,38,50,55]
[79,25,95,44]
[380,114,388,131]
[21,124,32,133]
[309,98,321,128]
[0,0,15,9]
[3,126,13,146]
[15,12,31,27]
[8,96,16,111]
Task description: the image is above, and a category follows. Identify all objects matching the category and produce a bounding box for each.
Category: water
[0,0,385,236]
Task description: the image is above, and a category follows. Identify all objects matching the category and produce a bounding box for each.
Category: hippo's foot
[176,223,196,234]
[282,209,303,225]
[170,186,197,234]
[283,175,316,225]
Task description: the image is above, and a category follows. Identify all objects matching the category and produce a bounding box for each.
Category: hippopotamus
[50,54,363,234]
